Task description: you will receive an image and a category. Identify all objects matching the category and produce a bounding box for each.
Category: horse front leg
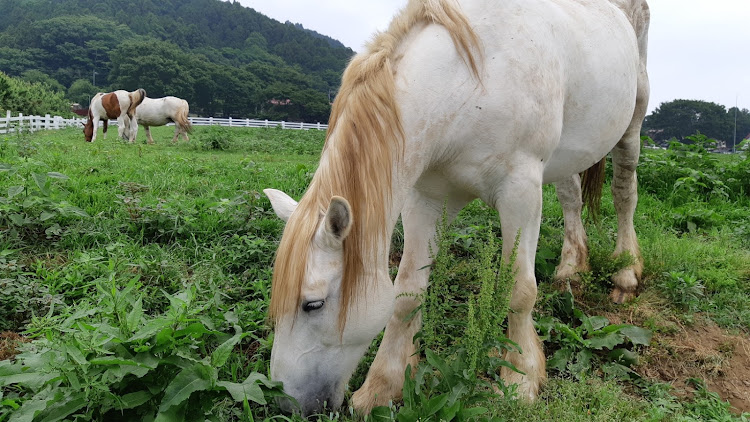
[351,188,467,413]
[91,117,101,142]
[553,175,589,292]
[495,169,546,400]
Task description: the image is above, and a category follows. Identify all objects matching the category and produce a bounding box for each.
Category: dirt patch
[590,293,750,415]
[639,320,750,414]
[0,331,29,361]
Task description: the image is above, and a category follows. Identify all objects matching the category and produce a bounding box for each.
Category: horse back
[394,0,642,188]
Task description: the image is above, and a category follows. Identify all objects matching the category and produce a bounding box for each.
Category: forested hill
[0,0,356,122]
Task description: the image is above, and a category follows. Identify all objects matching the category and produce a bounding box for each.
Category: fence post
[4,110,9,133]
[264,119,268,128]
[45,114,51,130]
[19,113,23,133]
[245,118,250,127]
[209,116,214,126]
[228,116,232,127]
[281,121,285,129]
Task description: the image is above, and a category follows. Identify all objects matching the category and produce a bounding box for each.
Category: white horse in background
[83,89,146,143]
[264,0,650,415]
[132,96,192,144]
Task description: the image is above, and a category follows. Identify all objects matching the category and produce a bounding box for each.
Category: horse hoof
[610,287,635,304]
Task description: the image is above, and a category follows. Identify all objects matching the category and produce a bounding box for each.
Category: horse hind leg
[351,187,469,413]
[610,76,649,303]
[553,175,590,293]
[145,127,155,145]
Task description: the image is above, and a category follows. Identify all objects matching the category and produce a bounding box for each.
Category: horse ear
[324,196,352,241]
[264,188,297,222]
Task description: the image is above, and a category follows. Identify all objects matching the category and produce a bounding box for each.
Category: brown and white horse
[83,89,146,143]
[132,96,192,144]
[263,0,650,416]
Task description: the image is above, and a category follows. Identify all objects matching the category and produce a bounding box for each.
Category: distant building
[268,99,292,106]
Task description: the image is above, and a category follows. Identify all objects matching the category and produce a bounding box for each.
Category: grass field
[1,126,749,421]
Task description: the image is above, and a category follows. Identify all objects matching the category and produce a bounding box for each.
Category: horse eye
[302,300,325,312]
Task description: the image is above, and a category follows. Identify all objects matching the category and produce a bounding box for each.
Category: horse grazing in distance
[263,0,650,416]
[132,96,192,144]
[83,89,146,143]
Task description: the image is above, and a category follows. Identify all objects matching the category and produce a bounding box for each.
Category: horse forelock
[269,0,482,332]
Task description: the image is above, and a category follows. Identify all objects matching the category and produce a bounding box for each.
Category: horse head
[264,188,395,416]
[83,109,94,142]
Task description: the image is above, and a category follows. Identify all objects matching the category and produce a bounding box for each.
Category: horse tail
[581,157,607,222]
[127,88,146,117]
[177,100,192,134]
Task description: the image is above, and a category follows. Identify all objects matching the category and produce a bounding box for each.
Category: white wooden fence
[0,110,328,135]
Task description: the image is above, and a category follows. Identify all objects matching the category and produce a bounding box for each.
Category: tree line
[0,0,353,122]
[643,99,750,150]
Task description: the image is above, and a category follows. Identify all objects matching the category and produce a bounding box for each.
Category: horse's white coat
[132,96,191,144]
[266,0,650,415]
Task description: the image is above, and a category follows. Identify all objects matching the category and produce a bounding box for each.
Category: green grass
[1,126,748,421]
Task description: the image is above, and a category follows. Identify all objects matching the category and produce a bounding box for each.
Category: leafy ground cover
[0,126,748,421]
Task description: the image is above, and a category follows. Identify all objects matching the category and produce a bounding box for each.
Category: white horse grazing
[264,0,650,415]
[132,96,192,144]
[83,89,145,143]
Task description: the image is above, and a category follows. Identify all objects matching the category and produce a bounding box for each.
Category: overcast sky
[240,0,750,114]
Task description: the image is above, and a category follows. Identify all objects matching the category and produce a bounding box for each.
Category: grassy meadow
[0,125,749,421]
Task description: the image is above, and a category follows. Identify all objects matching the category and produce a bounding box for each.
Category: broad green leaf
[158,363,214,412]
[9,214,26,226]
[7,397,48,422]
[65,206,89,218]
[7,186,23,198]
[425,349,455,385]
[89,357,142,366]
[154,401,187,422]
[587,332,625,350]
[129,318,173,342]
[0,372,59,390]
[547,348,572,371]
[39,211,56,221]
[64,344,87,366]
[211,326,242,368]
[32,172,49,196]
[587,316,610,331]
[0,163,13,172]
[620,325,652,346]
[369,406,395,420]
[423,393,449,417]
[155,327,175,346]
[46,172,69,180]
[2,398,20,409]
[118,391,153,409]
[127,298,144,334]
[457,406,489,419]
[174,322,212,339]
[37,393,86,422]
[609,348,640,366]
[217,380,265,405]
[438,399,461,420]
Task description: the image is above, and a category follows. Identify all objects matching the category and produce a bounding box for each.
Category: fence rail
[0,110,328,135]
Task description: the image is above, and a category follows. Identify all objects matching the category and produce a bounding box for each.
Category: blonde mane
[269,0,482,329]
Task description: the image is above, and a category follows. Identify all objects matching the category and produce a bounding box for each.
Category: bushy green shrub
[0,71,72,117]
